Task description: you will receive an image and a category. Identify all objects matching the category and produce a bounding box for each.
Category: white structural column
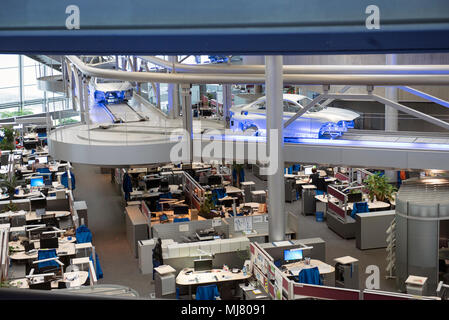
[82,76,91,125]
[168,56,179,119]
[78,73,86,124]
[385,54,398,183]
[265,56,286,242]
[385,54,398,131]
[181,84,193,162]
[222,84,232,128]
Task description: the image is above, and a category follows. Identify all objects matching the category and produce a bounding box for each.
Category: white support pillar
[78,73,86,124]
[167,56,179,119]
[385,54,398,131]
[385,54,398,183]
[82,77,91,125]
[265,56,285,242]
[222,84,232,128]
[156,83,161,110]
[181,84,193,163]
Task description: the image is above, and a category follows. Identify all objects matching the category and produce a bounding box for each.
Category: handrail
[66,56,449,86]
[140,55,449,75]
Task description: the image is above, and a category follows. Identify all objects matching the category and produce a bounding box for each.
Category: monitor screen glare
[284,249,303,262]
[30,176,44,187]
[36,156,48,164]
[304,167,313,175]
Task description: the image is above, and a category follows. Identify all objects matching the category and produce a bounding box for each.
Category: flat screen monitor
[208,175,221,186]
[146,178,161,189]
[173,205,189,215]
[40,237,58,249]
[31,198,47,211]
[194,259,213,272]
[36,156,48,164]
[30,176,44,187]
[304,167,313,175]
[28,160,35,165]
[284,249,303,262]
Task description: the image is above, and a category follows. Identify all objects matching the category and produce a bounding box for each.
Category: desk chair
[295,267,322,285]
[195,284,220,300]
[351,202,369,218]
[36,168,51,174]
[37,249,61,274]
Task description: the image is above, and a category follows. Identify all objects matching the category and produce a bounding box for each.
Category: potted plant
[199,193,215,218]
[364,172,397,203]
[0,127,16,151]
[0,175,18,200]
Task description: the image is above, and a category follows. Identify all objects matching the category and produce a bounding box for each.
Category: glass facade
[0,54,66,119]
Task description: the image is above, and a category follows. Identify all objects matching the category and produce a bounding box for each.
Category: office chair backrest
[36,167,51,174]
[297,267,322,285]
[37,249,59,270]
[196,284,220,300]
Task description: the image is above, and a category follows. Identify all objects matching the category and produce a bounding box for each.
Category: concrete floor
[71,163,398,297]
[72,164,154,297]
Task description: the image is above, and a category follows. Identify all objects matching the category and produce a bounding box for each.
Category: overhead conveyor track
[49,124,449,170]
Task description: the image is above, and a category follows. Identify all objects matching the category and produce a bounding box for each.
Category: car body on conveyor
[229,94,360,139]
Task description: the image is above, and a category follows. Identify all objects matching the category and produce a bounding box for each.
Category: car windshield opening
[298,97,325,112]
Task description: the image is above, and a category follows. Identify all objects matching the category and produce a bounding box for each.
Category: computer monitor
[30,176,44,187]
[159,179,169,192]
[29,281,52,290]
[173,205,189,215]
[194,259,213,272]
[284,249,303,262]
[40,237,58,249]
[146,178,161,189]
[304,167,313,175]
[28,160,35,165]
[208,175,222,186]
[30,198,47,212]
[36,156,48,164]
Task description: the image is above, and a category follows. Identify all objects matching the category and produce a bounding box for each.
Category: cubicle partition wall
[162,237,251,273]
[182,171,205,211]
[249,239,439,301]
[0,224,9,281]
[152,218,229,243]
[151,213,271,243]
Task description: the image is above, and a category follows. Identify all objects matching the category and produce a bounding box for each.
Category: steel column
[385,54,398,131]
[167,56,178,119]
[265,55,285,242]
[181,83,193,163]
[222,84,232,128]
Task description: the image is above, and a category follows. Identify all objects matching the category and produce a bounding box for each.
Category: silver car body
[229,94,360,138]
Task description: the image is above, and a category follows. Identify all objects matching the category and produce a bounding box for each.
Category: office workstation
[1,26,449,304]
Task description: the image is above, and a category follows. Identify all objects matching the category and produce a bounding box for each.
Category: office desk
[26,210,71,221]
[283,259,335,276]
[176,268,252,297]
[14,189,42,199]
[9,236,76,252]
[9,242,76,260]
[151,210,205,225]
[225,186,243,195]
[315,195,390,211]
[9,271,89,289]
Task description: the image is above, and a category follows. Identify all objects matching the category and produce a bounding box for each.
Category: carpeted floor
[71,163,397,296]
[72,164,154,297]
